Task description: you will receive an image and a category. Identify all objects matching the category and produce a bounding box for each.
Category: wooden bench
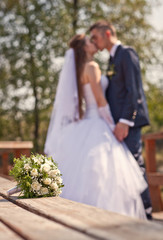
[0,141,33,175]
[142,132,163,212]
[0,177,163,240]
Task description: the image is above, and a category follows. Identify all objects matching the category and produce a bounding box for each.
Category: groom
[89,20,152,219]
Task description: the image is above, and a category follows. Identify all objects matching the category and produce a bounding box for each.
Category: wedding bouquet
[8,153,64,198]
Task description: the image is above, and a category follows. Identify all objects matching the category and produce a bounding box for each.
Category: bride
[44,34,147,219]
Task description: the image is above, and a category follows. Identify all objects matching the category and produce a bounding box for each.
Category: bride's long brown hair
[69,34,87,118]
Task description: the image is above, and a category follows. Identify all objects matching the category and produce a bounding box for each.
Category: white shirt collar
[110,40,121,57]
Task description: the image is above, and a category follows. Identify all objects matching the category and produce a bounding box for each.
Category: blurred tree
[0,0,69,150]
[0,0,161,152]
[145,81,163,132]
[143,29,163,133]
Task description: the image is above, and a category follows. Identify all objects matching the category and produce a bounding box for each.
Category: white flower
[40,187,49,195]
[33,156,43,165]
[57,189,62,195]
[56,169,60,175]
[24,164,31,171]
[45,158,50,163]
[39,157,44,163]
[50,182,58,190]
[33,157,38,163]
[45,159,53,166]
[40,163,51,173]
[31,181,41,191]
[49,169,58,178]
[38,157,44,164]
[56,177,62,184]
[43,178,51,185]
[31,168,38,177]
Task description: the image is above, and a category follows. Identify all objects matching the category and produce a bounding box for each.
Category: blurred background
[0,0,162,154]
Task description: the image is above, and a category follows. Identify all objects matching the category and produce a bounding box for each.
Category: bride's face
[84,37,98,55]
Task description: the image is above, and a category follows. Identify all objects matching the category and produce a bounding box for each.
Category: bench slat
[142,132,163,140]
[0,196,92,240]
[0,141,33,149]
[0,177,163,240]
[147,173,163,186]
[14,197,163,240]
[0,221,23,240]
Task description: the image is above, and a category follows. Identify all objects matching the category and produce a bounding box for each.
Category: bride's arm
[84,62,115,130]
[98,105,115,131]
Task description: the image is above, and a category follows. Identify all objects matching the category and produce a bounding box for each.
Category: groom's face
[90,29,108,51]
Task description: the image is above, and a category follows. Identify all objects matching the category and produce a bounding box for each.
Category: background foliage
[0,0,162,152]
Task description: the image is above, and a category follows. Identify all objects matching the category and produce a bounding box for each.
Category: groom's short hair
[89,20,116,37]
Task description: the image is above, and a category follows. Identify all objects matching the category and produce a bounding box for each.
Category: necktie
[109,55,113,65]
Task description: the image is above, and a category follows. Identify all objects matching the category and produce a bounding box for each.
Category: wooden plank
[0,177,163,240]
[14,149,31,158]
[15,198,163,240]
[144,139,156,172]
[147,172,163,211]
[144,139,163,211]
[149,186,163,212]
[152,212,163,226]
[0,222,23,240]
[2,152,9,175]
[0,196,93,240]
[153,212,163,221]
[147,173,163,186]
[142,132,163,140]
[14,149,21,158]
[0,141,33,176]
[0,141,33,149]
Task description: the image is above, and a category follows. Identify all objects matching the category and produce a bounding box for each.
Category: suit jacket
[105,45,150,128]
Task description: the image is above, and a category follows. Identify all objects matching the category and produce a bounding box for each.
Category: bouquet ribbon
[7,186,21,196]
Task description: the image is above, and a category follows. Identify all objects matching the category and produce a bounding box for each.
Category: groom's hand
[114,122,129,142]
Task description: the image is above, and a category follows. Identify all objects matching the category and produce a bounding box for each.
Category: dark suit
[106,44,152,218]
[106,45,149,127]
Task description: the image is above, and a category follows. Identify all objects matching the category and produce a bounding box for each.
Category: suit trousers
[124,127,152,218]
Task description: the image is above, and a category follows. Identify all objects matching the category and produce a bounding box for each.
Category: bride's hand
[113,122,129,142]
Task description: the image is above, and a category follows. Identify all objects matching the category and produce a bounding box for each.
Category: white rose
[50,182,58,190]
[56,169,60,175]
[31,168,38,177]
[57,189,62,195]
[49,170,58,178]
[40,187,49,195]
[31,181,41,191]
[56,177,62,184]
[45,158,51,163]
[41,163,51,173]
[24,164,31,170]
[37,160,41,165]
[33,157,38,163]
[38,157,44,163]
[43,178,51,185]
[33,156,43,165]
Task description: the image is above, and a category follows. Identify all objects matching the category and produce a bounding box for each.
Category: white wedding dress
[49,80,147,219]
